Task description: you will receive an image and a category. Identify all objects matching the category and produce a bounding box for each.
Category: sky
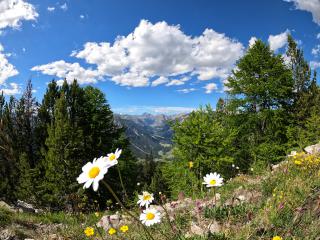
[0,0,320,115]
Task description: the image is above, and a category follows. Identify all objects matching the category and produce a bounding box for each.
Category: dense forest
[1,35,320,212]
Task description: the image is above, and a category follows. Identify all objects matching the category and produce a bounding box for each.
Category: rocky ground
[1,143,320,240]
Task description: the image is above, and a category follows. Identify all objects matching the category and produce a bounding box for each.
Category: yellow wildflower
[272,236,282,240]
[120,225,129,233]
[84,227,94,237]
[188,161,194,168]
[108,228,116,235]
[294,160,302,165]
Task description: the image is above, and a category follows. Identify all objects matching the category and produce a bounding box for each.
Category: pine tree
[225,39,294,164]
[0,97,18,200]
[41,93,84,207]
[16,152,34,201]
[286,35,311,96]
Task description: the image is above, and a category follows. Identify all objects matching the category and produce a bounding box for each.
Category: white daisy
[105,148,122,167]
[77,157,108,191]
[202,172,223,187]
[140,208,161,226]
[137,191,154,208]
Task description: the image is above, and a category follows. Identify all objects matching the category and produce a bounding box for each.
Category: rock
[0,201,16,213]
[0,229,15,240]
[208,220,221,233]
[288,150,297,157]
[97,213,130,232]
[16,200,35,213]
[272,160,288,171]
[190,222,205,236]
[109,214,120,226]
[224,187,261,206]
[304,143,320,154]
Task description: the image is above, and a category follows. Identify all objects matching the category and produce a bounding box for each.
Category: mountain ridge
[114,113,188,159]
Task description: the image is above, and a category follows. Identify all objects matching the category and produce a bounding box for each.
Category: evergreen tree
[41,93,84,207]
[16,152,33,201]
[0,97,18,200]
[225,39,294,164]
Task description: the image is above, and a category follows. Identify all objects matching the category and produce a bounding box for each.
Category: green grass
[1,153,320,239]
[0,208,13,227]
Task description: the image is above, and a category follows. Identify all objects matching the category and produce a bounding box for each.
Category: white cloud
[249,37,257,48]
[80,14,85,19]
[268,30,290,51]
[0,82,21,95]
[310,61,320,69]
[47,6,55,12]
[60,3,68,11]
[32,20,244,88]
[312,45,320,56]
[166,79,185,86]
[113,105,195,115]
[285,0,320,25]
[317,33,320,39]
[177,88,196,93]
[166,76,190,86]
[151,76,169,86]
[0,44,19,85]
[0,0,38,29]
[204,82,218,94]
[31,60,101,85]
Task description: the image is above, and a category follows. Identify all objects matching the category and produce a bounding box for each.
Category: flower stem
[101,180,155,240]
[117,165,129,203]
[154,200,183,240]
[94,223,105,240]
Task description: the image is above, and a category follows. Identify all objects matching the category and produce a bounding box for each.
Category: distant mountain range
[114,113,188,159]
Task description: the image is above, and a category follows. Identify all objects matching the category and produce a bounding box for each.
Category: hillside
[114,113,188,159]
[1,143,319,239]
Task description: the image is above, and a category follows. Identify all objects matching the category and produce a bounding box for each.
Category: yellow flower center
[109,154,116,161]
[146,212,155,220]
[143,194,151,201]
[88,167,100,179]
[209,179,216,185]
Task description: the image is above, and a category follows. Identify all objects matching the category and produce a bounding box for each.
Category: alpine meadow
[1,0,320,239]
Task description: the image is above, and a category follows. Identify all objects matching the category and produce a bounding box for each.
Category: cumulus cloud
[312,45,320,56]
[204,83,218,94]
[60,3,68,11]
[310,61,320,69]
[0,82,21,95]
[268,30,290,51]
[285,0,320,25]
[151,76,169,87]
[166,76,190,86]
[248,37,257,48]
[317,33,320,39]
[32,20,244,89]
[0,44,19,85]
[47,6,55,12]
[177,88,196,93]
[0,0,38,29]
[31,60,101,85]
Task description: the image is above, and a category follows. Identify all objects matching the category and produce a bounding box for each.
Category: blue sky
[0,0,320,115]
